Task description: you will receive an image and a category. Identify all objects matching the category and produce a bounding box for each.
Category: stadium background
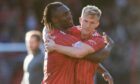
[0,0,140,84]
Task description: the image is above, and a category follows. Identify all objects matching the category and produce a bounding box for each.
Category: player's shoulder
[42,26,49,42]
[69,25,81,32]
[42,26,58,42]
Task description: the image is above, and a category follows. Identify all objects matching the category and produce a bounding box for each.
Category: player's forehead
[52,5,70,17]
[83,15,98,21]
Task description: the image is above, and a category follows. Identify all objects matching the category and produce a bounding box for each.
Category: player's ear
[95,21,100,28]
[79,17,82,24]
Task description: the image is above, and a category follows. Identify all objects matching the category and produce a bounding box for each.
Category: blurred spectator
[21,30,44,84]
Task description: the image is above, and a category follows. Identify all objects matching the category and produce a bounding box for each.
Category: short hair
[42,2,64,31]
[81,5,102,20]
[25,30,42,43]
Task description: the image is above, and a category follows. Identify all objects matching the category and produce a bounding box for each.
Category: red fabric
[68,26,105,51]
[84,35,105,52]
[68,26,105,84]
[42,29,79,84]
[68,26,82,40]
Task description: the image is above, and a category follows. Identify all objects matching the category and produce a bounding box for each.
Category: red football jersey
[68,26,105,84]
[42,28,79,84]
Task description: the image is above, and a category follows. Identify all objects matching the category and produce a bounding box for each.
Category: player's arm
[46,40,95,58]
[42,27,96,58]
[45,34,113,60]
[97,64,114,84]
[85,35,114,63]
[44,27,113,61]
[44,31,106,59]
[45,35,106,59]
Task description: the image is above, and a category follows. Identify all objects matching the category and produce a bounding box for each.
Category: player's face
[51,5,73,30]
[80,15,99,35]
[28,36,40,51]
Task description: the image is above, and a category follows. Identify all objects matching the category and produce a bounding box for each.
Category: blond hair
[25,30,42,43]
[81,5,102,20]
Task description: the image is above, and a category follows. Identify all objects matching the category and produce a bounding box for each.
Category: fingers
[103,32,106,36]
[107,78,113,84]
[109,80,114,84]
[102,32,114,45]
[102,32,108,44]
[44,35,56,52]
[103,33,113,44]
[106,77,114,84]
[103,73,114,84]
[110,77,114,84]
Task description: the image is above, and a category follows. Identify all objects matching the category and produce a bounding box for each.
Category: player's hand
[102,32,108,44]
[102,32,114,46]
[45,39,56,52]
[102,72,114,84]
[45,35,56,52]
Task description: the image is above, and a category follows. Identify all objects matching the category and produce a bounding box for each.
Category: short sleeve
[84,36,105,52]
[42,26,49,42]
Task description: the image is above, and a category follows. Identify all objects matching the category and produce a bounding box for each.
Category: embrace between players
[42,2,114,84]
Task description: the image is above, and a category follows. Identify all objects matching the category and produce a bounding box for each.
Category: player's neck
[81,34,92,40]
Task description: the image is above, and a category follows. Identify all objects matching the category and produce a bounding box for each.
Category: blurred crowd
[0,0,140,84]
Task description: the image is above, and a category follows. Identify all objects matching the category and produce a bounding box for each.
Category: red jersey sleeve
[84,32,105,52]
